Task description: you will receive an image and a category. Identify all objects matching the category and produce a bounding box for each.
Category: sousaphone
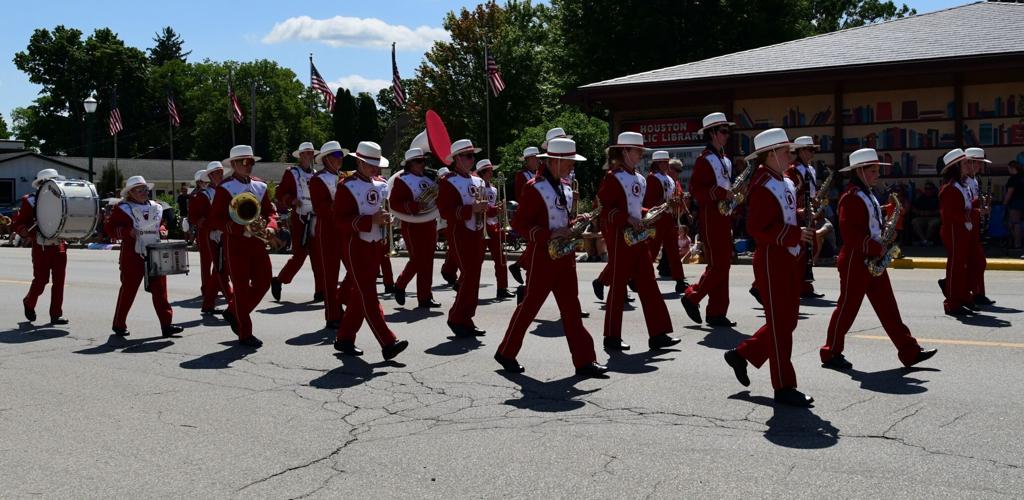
[388,110,452,224]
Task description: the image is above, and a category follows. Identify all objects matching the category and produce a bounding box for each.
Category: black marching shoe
[592,279,605,301]
[937,278,947,297]
[270,277,282,301]
[821,354,853,370]
[494,352,525,373]
[603,337,630,351]
[201,308,224,316]
[774,388,814,407]
[394,288,406,306]
[706,316,737,328]
[576,362,610,378]
[239,335,263,348]
[23,303,36,322]
[161,325,184,338]
[675,280,690,294]
[441,271,458,288]
[681,296,702,324]
[223,310,239,334]
[112,327,130,337]
[625,292,636,304]
[382,339,409,361]
[801,290,825,299]
[325,320,340,330]
[627,279,639,293]
[907,348,937,367]
[312,291,325,302]
[724,350,750,387]
[383,284,396,295]
[417,299,442,309]
[50,316,69,325]
[516,286,525,304]
[648,334,681,350]
[974,295,995,306]
[749,286,763,305]
[448,322,485,337]
[496,288,516,299]
[580,310,590,318]
[964,302,981,313]
[333,339,363,356]
[945,305,973,317]
[509,263,524,285]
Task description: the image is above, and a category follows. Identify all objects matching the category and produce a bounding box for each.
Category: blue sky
[0,0,968,127]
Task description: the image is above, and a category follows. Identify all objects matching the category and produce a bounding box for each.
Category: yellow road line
[0,279,32,285]
[853,335,1024,349]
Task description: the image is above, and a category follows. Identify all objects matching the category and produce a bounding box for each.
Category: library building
[567,1,1024,204]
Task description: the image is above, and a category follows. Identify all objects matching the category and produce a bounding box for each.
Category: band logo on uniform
[630,182,642,197]
[785,191,795,207]
[470,185,482,197]
[419,181,430,191]
[366,189,380,205]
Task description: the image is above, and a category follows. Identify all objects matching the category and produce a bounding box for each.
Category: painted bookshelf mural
[962,83,1024,163]
[733,94,835,167]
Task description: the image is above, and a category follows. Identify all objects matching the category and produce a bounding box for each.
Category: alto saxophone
[808,168,836,222]
[549,208,600,259]
[717,164,753,215]
[416,183,439,212]
[866,193,902,277]
[623,201,671,246]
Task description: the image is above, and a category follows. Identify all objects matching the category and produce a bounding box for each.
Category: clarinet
[803,172,815,283]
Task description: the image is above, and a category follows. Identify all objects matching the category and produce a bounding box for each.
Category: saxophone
[623,201,671,246]
[549,208,600,259]
[228,191,270,244]
[717,164,753,215]
[866,193,902,277]
[808,168,836,222]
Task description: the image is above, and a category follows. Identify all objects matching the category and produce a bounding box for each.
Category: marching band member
[643,150,688,293]
[271,142,324,302]
[438,139,489,337]
[438,164,460,288]
[723,129,814,407]
[938,148,978,316]
[309,141,348,329]
[819,148,936,370]
[13,169,69,324]
[963,147,994,306]
[507,146,540,286]
[508,129,568,288]
[107,176,182,337]
[785,136,825,299]
[391,147,441,309]
[598,132,679,351]
[495,138,607,377]
[374,164,396,295]
[332,141,409,360]
[476,159,514,299]
[208,145,278,347]
[190,162,234,315]
[682,112,738,327]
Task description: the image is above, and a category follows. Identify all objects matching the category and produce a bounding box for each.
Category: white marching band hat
[541,127,572,150]
[840,148,890,172]
[538,138,587,162]
[698,112,735,133]
[32,168,66,189]
[941,148,968,174]
[445,139,482,163]
[316,141,349,163]
[744,128,795,161]
[224,144,260,164]
[790,136,820,151]
[193,169,207,183]
[292,141,320,159]
[205,161,224,173]
[401,147,426,166]
[651,150,670,162]
[475,159,495,173]
[964,147,992,164]
[608,131,647,150]
[121,175,155,197]
[347,141,390,168]
[520,146,540,161]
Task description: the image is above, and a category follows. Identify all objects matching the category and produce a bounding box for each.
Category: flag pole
[484,43,491,159]
[309,53,315,143]
[169,112,175,191]
[228,71,236,145]
[250,81,256,149]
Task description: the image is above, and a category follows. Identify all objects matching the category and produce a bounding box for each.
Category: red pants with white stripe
[485,224,508,289]
[276,213,323,294]
[113,252,172,329]
[223,236,271,339]
[395,221,437,301]
[736,247,800,390]
[685,209,731,316]
[23,244,67,318]
[821,249,920,365]
[313,230,343,323]
[440,224,459,278]
[646,218,685,281]
[336,237,397,347]
[941,225,972,312]
[198,230,233,310]
[497,249,596,368]
[967,236,986,298]
[380,244,394,287]
[601,229,673,339]
[448,226,484,327]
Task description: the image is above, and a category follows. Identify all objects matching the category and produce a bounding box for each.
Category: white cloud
[327,75,391,96]
[263,15,449,50]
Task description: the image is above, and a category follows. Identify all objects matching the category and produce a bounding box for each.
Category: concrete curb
[891,257,1024,271]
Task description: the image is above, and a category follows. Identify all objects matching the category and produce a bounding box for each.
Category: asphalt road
[0,247,1021,498]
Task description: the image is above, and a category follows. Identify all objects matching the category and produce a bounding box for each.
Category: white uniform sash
[397,172,434,201]
[291,166,315,216]
[954,182,973,210]
[762,176,801,256]
[613,169,645,220]
[485,184,499,226]
[854,189,883,243]
[652,172,676,203]
[119,200,163,257]
[532,179,572,230]
[342,176,386,243]
[794,162,817,198]
[446,174,486,231]
[706,149,732,190]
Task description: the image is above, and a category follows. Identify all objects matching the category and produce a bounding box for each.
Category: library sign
[623,118,704,147]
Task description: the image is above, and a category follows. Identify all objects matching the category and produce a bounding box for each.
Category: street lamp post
[83,95,98,183]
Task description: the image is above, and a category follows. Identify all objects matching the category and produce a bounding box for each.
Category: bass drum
[35,179,100,240]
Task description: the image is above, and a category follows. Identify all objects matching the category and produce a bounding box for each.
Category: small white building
[0,140,91,206]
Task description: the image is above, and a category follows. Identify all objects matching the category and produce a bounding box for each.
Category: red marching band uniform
[643,152,687,291]
[477,160,509,295]
[390,148,439,307]
[106,176,178,336]
[375,171,395,292]
[819,148,933,369]
[938,149,978,315]
[207,146,278,346]
[188,163,233,313]
[14,169,68,323]
[508,146,540,285]
[309,145,346,328]
[272,144,324,301]
[784,155,821,297]
[963,147,993,305]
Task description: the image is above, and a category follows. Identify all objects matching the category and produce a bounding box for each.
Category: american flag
[485,47,506,97]
[392,43,406,108]
[108,92,123,136]
[167,91,182,128]
[228,81,244,124]
[310,60,335,112]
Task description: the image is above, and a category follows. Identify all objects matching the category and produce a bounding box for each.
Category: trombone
[383,198,398,256]
[496,175,509,252]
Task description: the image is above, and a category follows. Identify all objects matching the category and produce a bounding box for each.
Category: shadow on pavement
[604,348,673,375]
[258,301,322,315]
[529,319,564,338]
[309,354,396,389]
[75,334,172,355]
[0,323,68,343]
[694,325,750,350]
[953,313,1012,328]
[286,328,334,347]
[729,391,840,449]
[800,296,837,308]
[385,307,444,324]
[168,295,204,309]
[425,336,484,356]
[982,305,1021,314]
[847,366,938,395]
[179,341,256,369]
[498,372,599,413]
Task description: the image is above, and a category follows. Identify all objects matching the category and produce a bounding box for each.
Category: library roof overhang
[564,1,1024,111]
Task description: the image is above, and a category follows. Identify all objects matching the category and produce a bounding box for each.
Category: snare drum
[35,179,100,240]
[146,242,189,277]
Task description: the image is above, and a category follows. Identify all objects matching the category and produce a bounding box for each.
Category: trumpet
[476,184,488,237]
[497,176,510,248]
[623,202,672,246]
[228,191,269,244]
[718,163,754,215]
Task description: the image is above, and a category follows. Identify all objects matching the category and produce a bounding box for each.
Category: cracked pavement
[0,248,1021,498]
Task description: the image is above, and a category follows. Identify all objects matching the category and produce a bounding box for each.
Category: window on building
[0,178,14,205]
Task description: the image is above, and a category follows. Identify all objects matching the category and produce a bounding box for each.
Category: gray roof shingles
[580,1,1024,90]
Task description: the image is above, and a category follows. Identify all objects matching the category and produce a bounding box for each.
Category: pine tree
[149,27,190,66]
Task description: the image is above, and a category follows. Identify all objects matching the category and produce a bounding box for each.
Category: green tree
[0,112,9,139]
[96,161,124,197]
[355,92,381,144]
[149,27,190,66]
[807,0,915,34]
